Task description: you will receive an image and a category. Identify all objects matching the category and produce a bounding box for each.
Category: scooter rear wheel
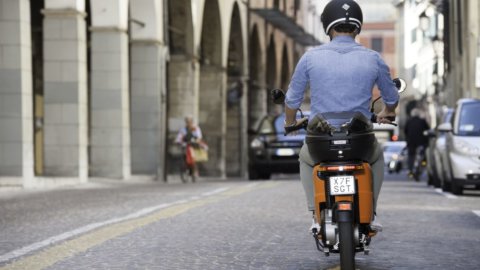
[339,220,355,270]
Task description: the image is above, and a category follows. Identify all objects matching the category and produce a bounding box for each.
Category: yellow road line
[0,182,279,270]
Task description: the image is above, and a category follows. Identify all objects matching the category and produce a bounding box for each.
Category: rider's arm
[375,53,399,109]
[285,106,298,126]
[285,52,310,124]
[375,53,399,122]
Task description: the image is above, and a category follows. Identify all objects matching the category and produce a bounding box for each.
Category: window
[457,103,480,136]
[411,29,417,43]
[371,38,383,53]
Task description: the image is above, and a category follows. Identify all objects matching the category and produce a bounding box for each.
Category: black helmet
[321,0,363,35]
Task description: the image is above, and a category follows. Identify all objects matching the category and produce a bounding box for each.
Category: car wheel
[248,167,259,181]
[451,180,463,195]
[427,171,440,187]
[427,172,434,186]
[259,171,271,180]
[441,179,451,192]
[395,163,402,173]
[433,176,441,188]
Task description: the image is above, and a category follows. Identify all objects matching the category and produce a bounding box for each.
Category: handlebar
[284,117,309,136]
[284,115,397,135]
[370,115,397,126]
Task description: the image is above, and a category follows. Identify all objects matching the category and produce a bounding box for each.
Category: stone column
[166,56,199,176]
[130,41,167,176]
[240,79,249,178]
[42,8,88,181]
[199,66,227,178]
[248,85,267,128]
[0,0,34,185]
[89,28,130,179]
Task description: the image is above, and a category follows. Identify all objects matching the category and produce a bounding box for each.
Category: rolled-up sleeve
[285,52,309,109]
[375,53,399,106]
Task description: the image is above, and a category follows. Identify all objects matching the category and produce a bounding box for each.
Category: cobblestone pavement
[0,172,479,270]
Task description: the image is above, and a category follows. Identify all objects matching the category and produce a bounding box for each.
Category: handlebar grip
[284,118,308,135]
[371,115,397,126]
[385,116,396,122]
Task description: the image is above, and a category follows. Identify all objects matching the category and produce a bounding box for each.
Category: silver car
[425,108,454,187]
[438,99,480,194]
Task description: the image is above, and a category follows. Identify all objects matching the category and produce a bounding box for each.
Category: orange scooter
[272,78,406,270]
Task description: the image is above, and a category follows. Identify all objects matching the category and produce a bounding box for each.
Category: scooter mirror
[393,78,407,93]
[271,89,286,104]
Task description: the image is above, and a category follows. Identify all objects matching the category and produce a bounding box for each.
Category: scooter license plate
[329,175,356,195]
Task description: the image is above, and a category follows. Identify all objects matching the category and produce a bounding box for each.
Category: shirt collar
[331,35,356,44]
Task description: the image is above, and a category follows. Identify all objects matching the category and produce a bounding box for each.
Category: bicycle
[411,146,426,182]
[180,143,197,183]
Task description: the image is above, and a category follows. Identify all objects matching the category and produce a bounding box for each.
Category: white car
[438,99,480,194]
[425,108,454,187]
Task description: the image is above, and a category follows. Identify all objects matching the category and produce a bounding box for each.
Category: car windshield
[273,113,307,140]
[383,144,405,153]
[457,102,480,136]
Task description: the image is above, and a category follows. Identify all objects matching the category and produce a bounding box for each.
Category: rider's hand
[376,107,396,124]
[284,119,298,136]
[284,117,308,136]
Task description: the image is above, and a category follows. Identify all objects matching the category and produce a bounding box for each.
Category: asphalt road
[0,171,479,270]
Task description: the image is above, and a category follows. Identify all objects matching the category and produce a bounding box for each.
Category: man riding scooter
[283,0,399,233]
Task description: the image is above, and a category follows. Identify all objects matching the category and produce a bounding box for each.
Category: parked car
[382,141,407,173]
[424,108,454,187]
[438,99,480,194]
[248,112,309,180]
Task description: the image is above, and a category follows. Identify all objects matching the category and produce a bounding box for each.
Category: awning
[251,8,321,47]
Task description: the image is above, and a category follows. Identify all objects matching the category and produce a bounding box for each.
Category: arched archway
[226,3,245,177]
[30,0,45,176]
[129,0,166,177]
[168,0,194,56]
[274,0,280,9]
[199,0,224,177]
[266,34,277,115]
[248,24,266,129]
[89,0,131,179]
[166,0,195,178]
[40,0,89,180]
[281,43,290,91]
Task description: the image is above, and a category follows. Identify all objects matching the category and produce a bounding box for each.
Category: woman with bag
[175,116,208,181]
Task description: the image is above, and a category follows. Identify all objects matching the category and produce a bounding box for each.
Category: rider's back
[287,35,398,122]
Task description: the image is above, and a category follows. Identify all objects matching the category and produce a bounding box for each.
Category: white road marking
[434,188,458,199]
[473,210,480,218]
[0,187,231,264]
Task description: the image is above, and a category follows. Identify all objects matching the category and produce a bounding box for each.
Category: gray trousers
[299,140,384,212]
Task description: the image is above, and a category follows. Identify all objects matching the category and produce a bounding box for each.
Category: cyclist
[175,116,203,178]
[404,108,430,178]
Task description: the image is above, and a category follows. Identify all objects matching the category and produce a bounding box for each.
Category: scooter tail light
[318,164,364,172]
[338,203,352,211]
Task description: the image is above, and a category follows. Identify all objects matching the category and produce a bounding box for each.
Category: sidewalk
[0,175,228,200]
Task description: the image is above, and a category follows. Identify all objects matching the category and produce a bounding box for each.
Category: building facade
[442,0,480,105]
[0,0,319,187]
[395,0,442,128]
[396,0,480,126]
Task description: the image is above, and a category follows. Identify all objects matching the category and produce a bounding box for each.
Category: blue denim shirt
[285,36,399,122]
